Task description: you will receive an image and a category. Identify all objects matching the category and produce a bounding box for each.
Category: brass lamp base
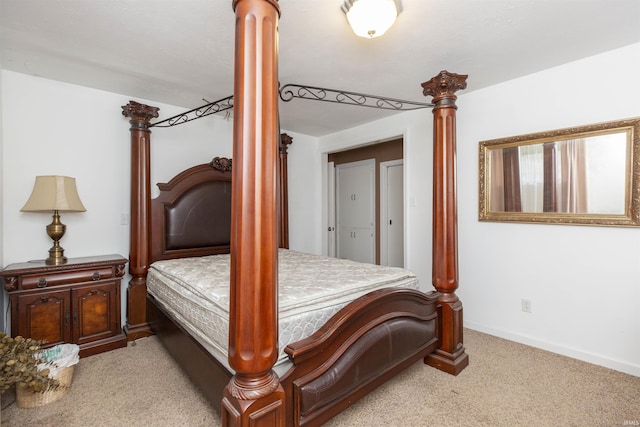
[46,248,68,265]
[45,210,68,265]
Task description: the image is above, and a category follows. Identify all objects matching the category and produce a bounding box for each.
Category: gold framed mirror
[479,117,640,226]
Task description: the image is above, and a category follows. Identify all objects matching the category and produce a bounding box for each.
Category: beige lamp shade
[21,176,87,212]
[342,0,401,39]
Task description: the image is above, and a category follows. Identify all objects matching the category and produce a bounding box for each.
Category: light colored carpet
[1,329,638,426]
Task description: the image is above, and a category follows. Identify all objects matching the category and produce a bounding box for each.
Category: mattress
[147,248,419,374]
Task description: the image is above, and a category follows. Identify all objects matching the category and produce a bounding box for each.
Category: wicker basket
[16,365,75,408]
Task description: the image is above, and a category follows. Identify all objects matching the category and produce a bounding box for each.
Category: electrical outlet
[521,299,532,313]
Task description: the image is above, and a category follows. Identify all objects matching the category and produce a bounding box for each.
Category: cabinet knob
[92,271,101,281]
[37,277,48,288]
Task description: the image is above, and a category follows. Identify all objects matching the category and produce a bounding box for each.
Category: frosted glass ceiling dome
[342,0,401,38]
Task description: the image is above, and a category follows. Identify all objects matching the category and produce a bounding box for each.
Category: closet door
[380,160,404,267]
[336,159,375,263]
[337,227,374,264]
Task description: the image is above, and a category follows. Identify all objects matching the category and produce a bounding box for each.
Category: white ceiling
[1,0,639,136]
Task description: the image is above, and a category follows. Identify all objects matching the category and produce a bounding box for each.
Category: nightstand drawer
[20,266,115,290]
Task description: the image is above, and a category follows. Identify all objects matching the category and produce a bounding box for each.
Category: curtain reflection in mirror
[488,134,627,214]
[559,139,588,213]
[519,144,544,212]
[489,149,505,211]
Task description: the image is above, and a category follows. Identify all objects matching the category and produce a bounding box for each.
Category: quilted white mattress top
[147,249,419,369]
[149,248,418,320]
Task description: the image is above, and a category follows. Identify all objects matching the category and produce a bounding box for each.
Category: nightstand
[1,254,128,357]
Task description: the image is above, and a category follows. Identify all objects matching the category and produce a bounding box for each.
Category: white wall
[1,71,234,266]
[456,43,640,376]
[310,43,640,376]
[283,131,321,255]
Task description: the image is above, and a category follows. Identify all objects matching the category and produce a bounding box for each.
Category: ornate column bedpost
[121,101,159,341]
[279,133,293,249]
[222,0,285,426]
[421,70,469,375]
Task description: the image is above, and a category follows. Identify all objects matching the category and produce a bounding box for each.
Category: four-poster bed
[120,1,468,425]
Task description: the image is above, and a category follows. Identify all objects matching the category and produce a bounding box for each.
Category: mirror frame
[479,117,640,227]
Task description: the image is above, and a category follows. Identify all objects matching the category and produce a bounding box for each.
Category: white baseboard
[464,322,640,377]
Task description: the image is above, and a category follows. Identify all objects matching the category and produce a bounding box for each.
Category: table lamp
[21,176,87,265]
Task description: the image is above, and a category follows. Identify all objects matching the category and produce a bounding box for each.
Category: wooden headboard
[150,157,233,263]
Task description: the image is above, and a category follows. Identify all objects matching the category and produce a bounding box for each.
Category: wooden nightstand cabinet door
[14,290,71,347]
[72,281,119,346]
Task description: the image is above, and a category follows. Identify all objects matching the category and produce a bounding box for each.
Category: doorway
[327,138,404,265]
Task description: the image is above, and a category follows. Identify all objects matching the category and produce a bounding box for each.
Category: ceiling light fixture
[341,0,402,39]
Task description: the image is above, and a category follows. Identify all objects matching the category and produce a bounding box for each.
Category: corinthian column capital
[121,101,159,126]
[421,70,468,103]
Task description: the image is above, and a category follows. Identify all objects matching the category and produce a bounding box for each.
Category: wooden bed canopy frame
[121,1,468,425]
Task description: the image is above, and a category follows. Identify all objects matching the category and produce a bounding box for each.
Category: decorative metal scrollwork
[279,84,433,111]
[150,95,234,128]
[148,83,434,128]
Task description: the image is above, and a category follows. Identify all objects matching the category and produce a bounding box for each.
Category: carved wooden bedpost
[121,101,159,341]
[222,0,285,426]
[421,70,470,375]
[279,133,293,249]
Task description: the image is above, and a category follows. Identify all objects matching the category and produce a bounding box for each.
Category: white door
[336,159,375,263]
[327,162,336,257]
[380,160,404,267]
[337,227,374,264]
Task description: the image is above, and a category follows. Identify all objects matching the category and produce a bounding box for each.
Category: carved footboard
[281,288,440,427]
